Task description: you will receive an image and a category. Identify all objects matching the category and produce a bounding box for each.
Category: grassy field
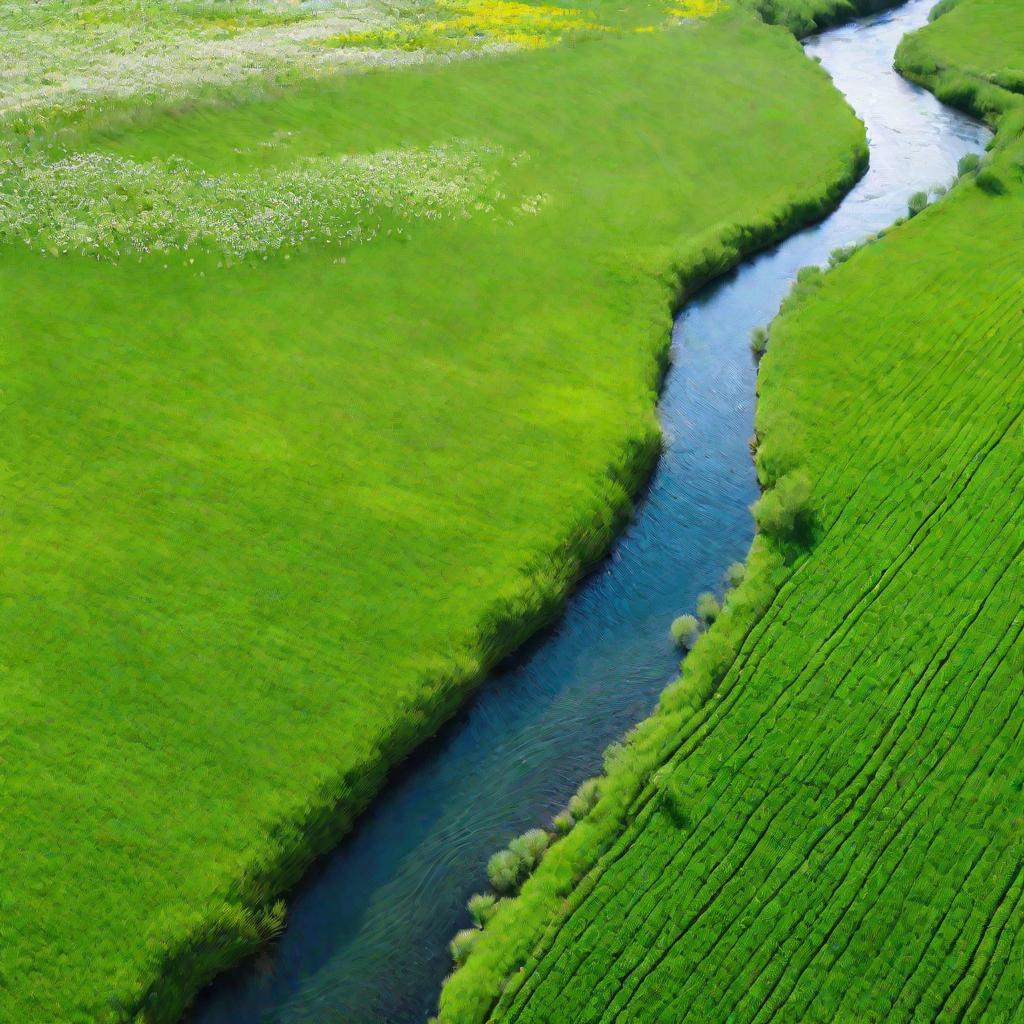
[0,2,877,1020]
[437,2,1024,1021]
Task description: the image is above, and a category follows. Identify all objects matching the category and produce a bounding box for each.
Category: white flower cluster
[0,141,512,260]
[0,0,492,123]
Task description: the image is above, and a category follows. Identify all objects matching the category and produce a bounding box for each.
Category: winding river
[188,2,989,1021]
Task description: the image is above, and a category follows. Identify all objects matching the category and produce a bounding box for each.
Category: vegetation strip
[435,1,1024,1021]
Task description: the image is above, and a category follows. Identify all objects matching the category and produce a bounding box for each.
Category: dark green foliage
[750,325,769,355]
[976,166,1008,193]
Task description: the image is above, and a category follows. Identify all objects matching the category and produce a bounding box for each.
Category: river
[187,2,989,1020]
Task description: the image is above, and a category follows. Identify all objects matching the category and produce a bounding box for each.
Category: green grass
[436,3,1024,1022]
[0,8,871,1021]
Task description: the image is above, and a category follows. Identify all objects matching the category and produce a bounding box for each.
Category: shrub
[450,928,480,966]
[487,849,525,894]
[827,244,856,268]
[508,828,549,871]
[976,168,1008,195]
[724,561,746,588]
[907,190,929,217]
[957,152,980,177]
[467,892,497,929]
[670,613,700,649]
[552,810,575,835]
[750,326,769,356]
[752,468,812,540]
[568,778,600,821]
[696,591,720,623]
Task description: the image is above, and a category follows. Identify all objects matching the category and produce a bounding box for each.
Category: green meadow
[1,3,875,1020]
[437,1,1024,1021]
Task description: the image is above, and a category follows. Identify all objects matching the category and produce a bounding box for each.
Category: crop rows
[466,80,1024,1024]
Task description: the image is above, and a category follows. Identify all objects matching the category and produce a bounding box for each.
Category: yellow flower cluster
[329,0,601,53]
[667,0,726,18]
[433,0,599,46]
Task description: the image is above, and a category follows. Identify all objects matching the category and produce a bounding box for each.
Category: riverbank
[0,8,876,1022]
[435,1,1022,1020]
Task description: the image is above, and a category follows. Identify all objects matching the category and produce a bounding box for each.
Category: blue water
[187,2,989,1021]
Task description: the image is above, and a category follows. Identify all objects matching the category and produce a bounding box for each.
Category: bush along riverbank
[434,4,1024,1023]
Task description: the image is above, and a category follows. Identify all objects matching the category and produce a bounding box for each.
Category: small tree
[509,828,549,872]
[750,327,769,356]
[671,614,700,650]
[752,469,812,540]
[724,561,746,589]
[487,849,524,894]
[468,892,498,929]
[552,810,575,835]
[696,591,720,624]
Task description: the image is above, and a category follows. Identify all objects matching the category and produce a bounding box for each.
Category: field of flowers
[0,0,878,1018]
[435,3,1024,1021]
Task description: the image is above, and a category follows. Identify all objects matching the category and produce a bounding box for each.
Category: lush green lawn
[437,3,1024,1022]
[0,6,872,1020]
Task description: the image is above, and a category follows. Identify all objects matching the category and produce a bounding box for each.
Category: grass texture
[0,8,870,1022]
[435,3,1024,1022]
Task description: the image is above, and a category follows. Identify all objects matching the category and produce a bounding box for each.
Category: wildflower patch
[0,142,544,260]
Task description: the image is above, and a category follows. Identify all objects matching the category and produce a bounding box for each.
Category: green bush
[552,810,575,835]
[958,152,981,177]
[487,849,525,894]
[670,613,700,649]
[750,326,769,356]
[509,828,550,872]
[827,243,856,267]
[752,468,812,540]
[449,928,480,966]
[724,561,747,588]
[696,591,721,623]
[467,892,497,929]
[907,190,929,217]
[976,167,1008,194]
[568,778,600,821]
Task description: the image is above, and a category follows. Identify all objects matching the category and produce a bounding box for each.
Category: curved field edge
[0,13,872,1024]
[435,8,1024,1024]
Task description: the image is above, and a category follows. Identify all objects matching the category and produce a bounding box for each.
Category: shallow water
[187,3,989,1021]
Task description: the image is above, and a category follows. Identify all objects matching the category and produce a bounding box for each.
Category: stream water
[188,2,989,1020]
